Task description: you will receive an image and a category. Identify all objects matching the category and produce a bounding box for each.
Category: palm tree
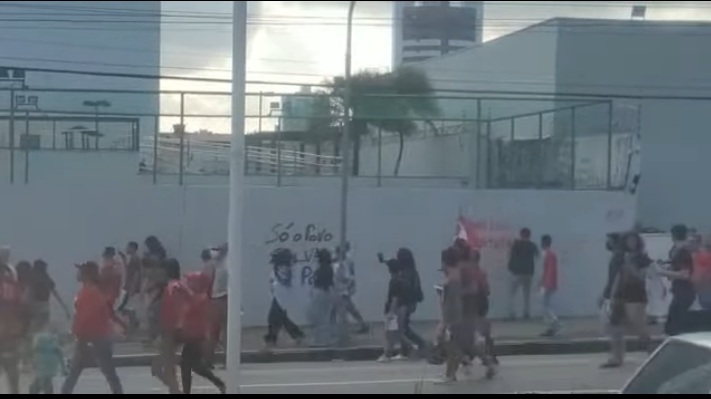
[320,67,440,176]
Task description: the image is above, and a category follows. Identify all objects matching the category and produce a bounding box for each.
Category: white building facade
[375,18,711,230]
[0,1,161,155]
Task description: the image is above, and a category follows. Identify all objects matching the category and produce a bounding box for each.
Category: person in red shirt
[540,235,561,337]
[152,259,189,395]
[0,248,23,395]
[61,261,125,395]
[181,272,225,394]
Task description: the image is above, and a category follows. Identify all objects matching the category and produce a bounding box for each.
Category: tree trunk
[394,131,405,177]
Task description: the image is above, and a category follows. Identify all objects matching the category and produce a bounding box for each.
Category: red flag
[457,216,483,249]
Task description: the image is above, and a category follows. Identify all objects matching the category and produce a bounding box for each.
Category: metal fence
[0,88,638,191]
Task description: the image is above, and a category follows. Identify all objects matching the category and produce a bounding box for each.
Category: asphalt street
[2,353,645,394]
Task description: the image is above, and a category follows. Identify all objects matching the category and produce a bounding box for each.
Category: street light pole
[339,1,357,264]
[226,0,247,395]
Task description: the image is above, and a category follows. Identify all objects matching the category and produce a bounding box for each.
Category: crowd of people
[2,221,709,392]
[265,243,369,349]
[371,228,559,385]
[0,236,230,394]
[599,224,711,369]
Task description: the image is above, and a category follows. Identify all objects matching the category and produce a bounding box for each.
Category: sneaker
[216,382,227,395]
[356,325,370,335]
[540,329,558,338]
[485,364,498,380]
[600,361,623,369]
[461,363,474,379]
[377,355,392,363]
[392,354,408,362]
[433,376,457,386]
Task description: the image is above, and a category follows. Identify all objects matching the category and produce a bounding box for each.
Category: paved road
[3,354,645,394]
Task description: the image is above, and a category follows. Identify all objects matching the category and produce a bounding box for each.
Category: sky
[157,1,711,132]
[161,1,711,86]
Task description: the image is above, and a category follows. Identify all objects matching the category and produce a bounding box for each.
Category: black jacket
[508,239,539,276]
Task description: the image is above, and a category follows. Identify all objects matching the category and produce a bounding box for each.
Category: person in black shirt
[378,259,409,362]
[507,228,539,320]
[659,224,696,336]
[30,260,70,332]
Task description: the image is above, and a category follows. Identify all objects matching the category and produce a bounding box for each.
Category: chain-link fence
[0,88,638,191]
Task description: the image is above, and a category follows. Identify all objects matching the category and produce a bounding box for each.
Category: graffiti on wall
[457,216,515,268]
[265,222,335,287]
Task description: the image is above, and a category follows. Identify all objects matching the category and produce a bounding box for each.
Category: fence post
[377,127,383,188]
[606,101,613,190]
[24,110,29,184]
[9,89,15,184]
[571,107,577,190]
[486,120,492,188]
[475,99,482,189]
[276,127,283,187]
[258,92,263,133]
[153,115,159,185]
[538,112,544,189]
[179,92,185,186]
[52,120,57,150]
[135,119,141,151]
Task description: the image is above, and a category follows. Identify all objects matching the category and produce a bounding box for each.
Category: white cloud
[159,1,711,132]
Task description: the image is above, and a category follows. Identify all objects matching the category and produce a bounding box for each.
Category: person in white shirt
[334,243,368,335]
[203,245,228,367]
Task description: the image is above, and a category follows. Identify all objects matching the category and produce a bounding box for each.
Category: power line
[9,64,711,101]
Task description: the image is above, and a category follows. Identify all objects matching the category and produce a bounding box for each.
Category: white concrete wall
[0,180,635,327]
[554,19,711,230]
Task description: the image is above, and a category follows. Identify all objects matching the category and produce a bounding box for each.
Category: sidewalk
[109,317,665,367]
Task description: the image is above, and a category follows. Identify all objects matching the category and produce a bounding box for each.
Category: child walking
[30,327,67,394]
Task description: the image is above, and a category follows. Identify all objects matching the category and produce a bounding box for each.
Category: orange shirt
[160,280,190,333]
[542,249,559,292]
[693,249,711,284]
[73,283,113,341]
[182,293,210,341]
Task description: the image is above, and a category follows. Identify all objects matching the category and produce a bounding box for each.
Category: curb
[109,336,665,368]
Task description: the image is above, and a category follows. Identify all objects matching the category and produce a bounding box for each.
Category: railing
[140,136,342,177]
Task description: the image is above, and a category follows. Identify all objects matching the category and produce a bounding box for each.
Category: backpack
[160,280,191,333]
[406,270,424,305]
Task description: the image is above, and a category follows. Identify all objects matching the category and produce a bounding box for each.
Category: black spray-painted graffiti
[266,223,335,287]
